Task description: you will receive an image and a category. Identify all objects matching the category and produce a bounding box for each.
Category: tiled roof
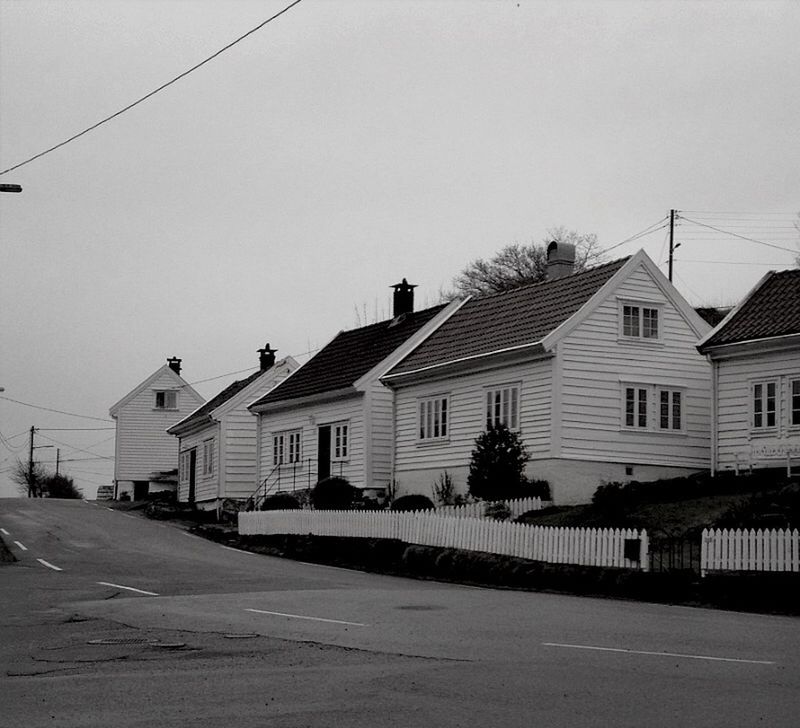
[251,305,447,407]
[700,269,800,349]
[171,369,264,431]
[387,258,629,376]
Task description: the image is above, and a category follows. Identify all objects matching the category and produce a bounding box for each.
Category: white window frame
[154,390,178,410]
[751,379,778,431]
[332,422,349,461]
[272,429,302,466]
[485,384,520,430]
[179,451,190,483]
[418,395,450,441]
[621,383,685,433]
[619,300,662,342]
[623,385,649,430]
[789,378,800,429]
[202,439,214,476]
[657,387,683,432]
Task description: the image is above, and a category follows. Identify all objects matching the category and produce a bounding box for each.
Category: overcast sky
[1,0,798,498]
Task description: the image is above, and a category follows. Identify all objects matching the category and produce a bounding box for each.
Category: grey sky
[1,0,798,498]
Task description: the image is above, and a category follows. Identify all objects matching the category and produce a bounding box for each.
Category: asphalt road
[1,498,798,727]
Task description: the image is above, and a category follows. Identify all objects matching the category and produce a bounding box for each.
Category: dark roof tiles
[701,269,800,348]
[251,305,446,407]
[388,258,629,376]
[170,369,265,431]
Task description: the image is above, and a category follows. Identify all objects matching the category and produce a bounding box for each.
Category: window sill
[617,337,665,348]
[620,427,687,436]
[416,437,451,447]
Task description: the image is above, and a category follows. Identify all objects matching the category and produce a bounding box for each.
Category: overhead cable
[0,0,304,176]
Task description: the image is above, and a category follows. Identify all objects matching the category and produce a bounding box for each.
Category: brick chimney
[546,241,576,280]
[166,357,182,375]
[258,343,277,371]
[391,278,416,318]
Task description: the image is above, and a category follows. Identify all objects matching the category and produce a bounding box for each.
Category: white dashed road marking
[542,642,775,665]
[97,581,158,596]
[13,541,27,551]
[37,559,63,572]
[0,528,9,535]
[246,608,367,627]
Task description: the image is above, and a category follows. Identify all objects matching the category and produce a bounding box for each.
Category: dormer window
[155,390,177,409]
[620,301,661,341]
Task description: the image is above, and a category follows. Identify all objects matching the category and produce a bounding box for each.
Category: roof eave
[698,331,800,358]
[381,342,550,386]
[249,385,361,415]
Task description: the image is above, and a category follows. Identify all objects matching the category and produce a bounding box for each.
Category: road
[1,498,798,727]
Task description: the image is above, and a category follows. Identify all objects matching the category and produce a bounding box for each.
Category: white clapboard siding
[239,510,648,571]
[701,528,800,576]
[437,497,543,520]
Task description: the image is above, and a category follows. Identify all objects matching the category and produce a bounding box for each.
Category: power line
[678,216,799,254]
[0,395,113,423]
[601,217,670,255]
[37,427,115,432]
[36,433,114,460]
[0,0,305,176]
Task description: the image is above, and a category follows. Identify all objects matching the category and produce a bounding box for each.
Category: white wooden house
[697,268,800,475]
[109,357,205,500]
[247,281,460,504]
[381,246,713,505]
[167,345,297,511]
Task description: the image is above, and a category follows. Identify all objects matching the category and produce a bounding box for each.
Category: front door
[317,426,331,481]
[188,449,197,503]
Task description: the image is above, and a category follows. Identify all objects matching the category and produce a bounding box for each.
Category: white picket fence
[701,528,800,576]
[436,496,544,520]
[238,509,648,570]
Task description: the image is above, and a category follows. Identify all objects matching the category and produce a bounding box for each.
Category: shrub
[261,493,301,511]
[311,477,359,510]
[467,424,530,501]
[42,474,82,499]
[525,478,551,501]
[483,501,511,520]
[432,471,457,505]
[391,494,435,512]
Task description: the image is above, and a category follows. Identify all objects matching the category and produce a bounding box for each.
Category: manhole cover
[88,638,157,646]
[395,605,446,611]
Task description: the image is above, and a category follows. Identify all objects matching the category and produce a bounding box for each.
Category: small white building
[167,345,297,510]
[381,246,713,505]
[248,281,459,505]
[697,268,800,475]
[109,357,205,500]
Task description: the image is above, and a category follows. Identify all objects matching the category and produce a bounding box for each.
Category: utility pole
[668,209,677,282]
[28,426,36,498]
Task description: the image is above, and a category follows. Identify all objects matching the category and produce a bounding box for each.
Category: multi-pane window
[273,430,302,466]
[333,423,349,460]
[623,385,684,431]
[155,390,177,409]
[658,389,682,430]
[625,387,649,428]
[179,451,189,483]
[419,396,449,440]
[622,304,660,340]
[486,385,520,430]
[792,379,800,427]
[752,381,777,429]
[202,439,214,476]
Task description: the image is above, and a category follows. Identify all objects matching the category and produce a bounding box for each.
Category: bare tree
[11,460,46,497]
[450,227,604,298]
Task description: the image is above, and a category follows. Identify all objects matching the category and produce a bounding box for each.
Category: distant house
[381,245,713,505]
[167,345,298,511]
[697,268,800,475]
[247,281,460,503]
[109,357,205,500]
